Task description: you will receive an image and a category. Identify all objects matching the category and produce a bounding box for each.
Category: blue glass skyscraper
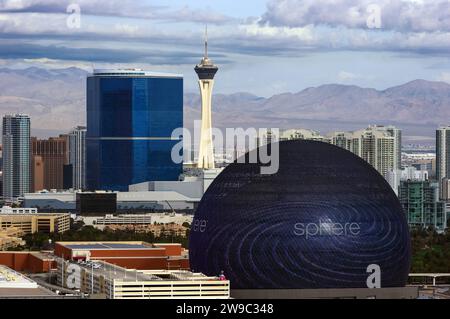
[86,70,183,191]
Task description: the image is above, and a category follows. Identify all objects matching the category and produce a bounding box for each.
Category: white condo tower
[195,28,219,169]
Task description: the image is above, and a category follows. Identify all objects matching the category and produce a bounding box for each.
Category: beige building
[0,227,25,250]
[329,125,401,178]
[104,223,189,238]
[258,126,401,179]
[0,213,70,234]
[57,259,230,299]
[280,128,330,143]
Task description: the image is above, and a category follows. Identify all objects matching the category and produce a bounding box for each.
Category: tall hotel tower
[195,29,218,169]
[68,126,87,190]
[2,114,31,200]
[86,69,183,191]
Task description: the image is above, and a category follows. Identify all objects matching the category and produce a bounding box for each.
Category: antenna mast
[204,25,208,58]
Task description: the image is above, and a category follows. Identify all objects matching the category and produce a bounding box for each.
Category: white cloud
[114,24,140,36]
[240,21,314,41]
[338,71,359,82]
[21,58,92,70]
[0,0,450,66]
[1,0,25,10]
[0,0,234,24]
[437,72,450,84]
[262,0,450,32]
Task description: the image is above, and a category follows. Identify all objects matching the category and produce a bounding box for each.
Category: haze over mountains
[0,67,448,144]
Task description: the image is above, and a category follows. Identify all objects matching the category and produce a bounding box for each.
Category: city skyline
[0,69,447,145]
[0,0,450,302]
[1,1,450,144]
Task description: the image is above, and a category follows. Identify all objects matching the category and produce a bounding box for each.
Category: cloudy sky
[1,0,450,96]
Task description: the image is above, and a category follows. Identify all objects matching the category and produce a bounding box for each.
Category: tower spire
[204,25,208,58]
[195,25,218,170]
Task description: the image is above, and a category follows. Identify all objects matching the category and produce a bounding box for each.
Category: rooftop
[0,287,56,298]
[92,69,183,78]
[0,265,38,289]
[65,243,150,250]
[70,260,219,283]
[58,241,158,250]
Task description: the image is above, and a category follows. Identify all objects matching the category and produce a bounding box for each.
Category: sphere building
[189,140,411,289]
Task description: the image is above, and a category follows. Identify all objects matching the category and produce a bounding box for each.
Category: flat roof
[0,266,38,289]
[73,260,220,283]
[77,261,161,281]
[65,243,150,250]
[91,69,183,78]
[0,287,56,297]
[30,252,56,261]
[0,213,69,216]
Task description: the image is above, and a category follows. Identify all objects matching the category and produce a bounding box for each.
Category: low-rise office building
[86,213,192,228]
[0,227,25,250]
[104,224,189,238]
[0,212,70,234]
[0,206,37,214]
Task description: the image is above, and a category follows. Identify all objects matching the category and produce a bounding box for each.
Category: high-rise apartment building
[436,126,450,198]
[330,132,361,154]
[68,126,86,190]
[86,69,183,191]
[329,125,401,178]
[259,126,401,179]
[398,180,447,232]
[384,126,402,170]
[2,114,31,200]
[280,129,329,143]
[387,166,429,195]
[31,137,67,191]
[257,128,327,149]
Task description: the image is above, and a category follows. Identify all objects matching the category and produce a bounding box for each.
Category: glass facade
[398,180,447,232]
[2,114,31,200]
[436,127,450,189]
[86,72,183,191]
[69,126,87,190]
[76,193,117,216]
[190,140,411,289]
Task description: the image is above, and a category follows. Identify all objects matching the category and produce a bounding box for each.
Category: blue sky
[0,0,450,96]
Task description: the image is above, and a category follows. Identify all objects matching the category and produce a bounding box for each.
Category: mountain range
[0,67,448,143]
